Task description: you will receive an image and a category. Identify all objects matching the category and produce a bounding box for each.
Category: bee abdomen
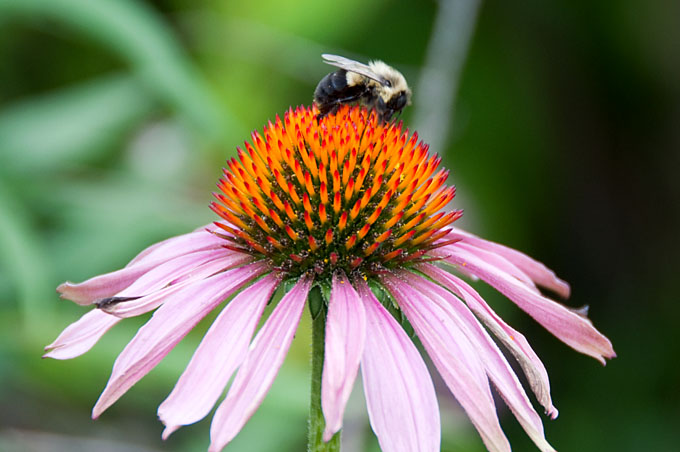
[315,70,348,97]
[314,70,366,118]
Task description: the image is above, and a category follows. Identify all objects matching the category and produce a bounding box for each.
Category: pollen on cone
[345,234,357,250]
[285,225,298,241]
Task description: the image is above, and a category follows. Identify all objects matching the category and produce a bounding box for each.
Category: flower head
[210,105,459,279]
[46,105,615,452]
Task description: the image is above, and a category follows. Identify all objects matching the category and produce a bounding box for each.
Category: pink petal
[400,272,556,452]
[59,228,227,305]
[454,242,539,292]
[355,278,440,452]
[91,262,267,419]
[114,248,237,298]
[208,275,313,452]
[321,271,366,441]
[382,273,511,452]
[44,309,121,360]
[101,253,251,318]
[419,263,558,418]
[158,274,280,439]
[127,224,224,267]
[447,227,570,298]
[441,246,615,363]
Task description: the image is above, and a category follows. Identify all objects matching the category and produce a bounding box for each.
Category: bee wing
[321,54,387,85]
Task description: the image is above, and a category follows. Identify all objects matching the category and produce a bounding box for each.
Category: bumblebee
[314,54,411,122]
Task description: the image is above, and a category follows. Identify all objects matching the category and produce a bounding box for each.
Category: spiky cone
[210,105,460,280]
[46,105,615,452]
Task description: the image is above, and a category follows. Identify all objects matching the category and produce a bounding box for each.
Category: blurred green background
[1,0,678,451]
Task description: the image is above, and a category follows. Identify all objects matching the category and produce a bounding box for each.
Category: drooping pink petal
[208,275,313,452]
[59,228,227,305]
[125,224,222,267]
[440,246,615,363]
[91,262,268,419]
[158,274,280,439]
[46,245,245,360]
[419,263,558,419]
[446,228,571,298]
[321,271,366,441]
[400,272,556,452]
[114,249,240,298]
[57,268,151,307]
[100,253,252,318]
[453,242,539,293]
[44,309,121,360]
[355,278,440,452]
[381,273,511,452]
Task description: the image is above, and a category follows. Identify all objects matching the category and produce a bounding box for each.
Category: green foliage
[0,74,154,171]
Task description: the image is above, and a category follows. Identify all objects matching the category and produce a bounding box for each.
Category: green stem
[308,287,341,452]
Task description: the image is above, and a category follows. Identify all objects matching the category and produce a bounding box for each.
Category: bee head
[387,90,409,112]
[368,60,412,107]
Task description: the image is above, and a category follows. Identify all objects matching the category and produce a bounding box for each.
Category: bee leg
[381,109,396,122]
[369,97,388,122]
[316,102,344,123]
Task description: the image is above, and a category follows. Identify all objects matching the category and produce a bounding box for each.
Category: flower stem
[308,286,341,452]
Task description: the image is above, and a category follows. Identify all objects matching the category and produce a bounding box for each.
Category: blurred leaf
[218,0,385,43]
[41,171,214,281]
[0,74,154,172]
[0,0,242,143]
[0,182,53,324]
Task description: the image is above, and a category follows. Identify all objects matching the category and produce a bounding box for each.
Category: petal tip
[92,399,109,420]
[162,425,179,441]
[42,348,66,360]
[56,281,74,296]
[208,441,225,452]
[598,345,617,365]
[601,352,616,365]
[559,280,571,299]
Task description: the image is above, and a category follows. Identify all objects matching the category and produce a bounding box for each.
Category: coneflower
[46,105,615,452]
